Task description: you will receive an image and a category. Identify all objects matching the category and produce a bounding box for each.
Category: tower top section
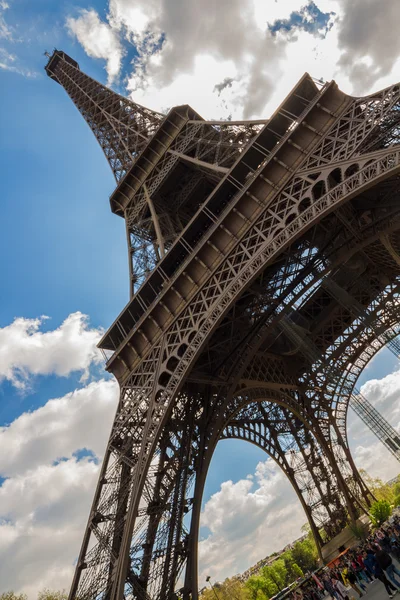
[44,49,164,181]
[44,49,268,292]
[45,49,80,84]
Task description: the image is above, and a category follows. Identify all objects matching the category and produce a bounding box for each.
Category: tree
[393,481,400,497]
[37,592,68,600]
[291,538,318,572]
[0,594,27,600]
[282,551,295,582]
[281,550,303,583]
[261,559,287,592]
[245,575,272,600]
[291,563,304,579]
[359,470,395,503]
[347,520,368,541]
[392,480,400,506]
[200,577,249,600]
[370,499,392,527]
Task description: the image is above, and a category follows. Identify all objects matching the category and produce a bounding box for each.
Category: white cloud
[0,0,12,40]
[66,8,124,85]
[0,379,119,596]
[0,47,36,76]
[0,0,18,74]
[0,457,101,596]
[0,1,38,76]
[113,0,287,119]
[0,312,103,390]
[360,369,400,427]
[0,379,119,477]
[353,440,400,483]
[336,0,400,91]
[65,0,400,121]
[199,459,304,582]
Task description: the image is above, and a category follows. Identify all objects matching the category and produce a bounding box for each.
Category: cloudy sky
[1,0,400,596]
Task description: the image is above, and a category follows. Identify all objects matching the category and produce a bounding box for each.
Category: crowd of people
[292,516,400,600]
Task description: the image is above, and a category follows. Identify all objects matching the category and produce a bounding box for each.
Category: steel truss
[44,50,400,600]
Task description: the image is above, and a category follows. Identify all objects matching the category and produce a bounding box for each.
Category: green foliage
[201,578,250,600]
[291,563,304,578]
[281,552,303,581]
[261,559,287,591]
[360,469,395,503]
[201,538,314,600]
[370,499,392,526]
[243,538,315,599]
[0,591,67,600]
[37,592,68,600]
[291,537,318,572]
[347,521,368,541]
[246,575,271,600]
[394,494,400,507]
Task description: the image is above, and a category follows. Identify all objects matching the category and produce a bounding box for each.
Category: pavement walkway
[356,579,397,600]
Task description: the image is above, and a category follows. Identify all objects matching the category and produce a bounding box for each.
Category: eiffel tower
[45,49,400,600]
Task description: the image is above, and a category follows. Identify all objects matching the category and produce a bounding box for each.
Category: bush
[37,592,68,600]
[370,499,392,527]
[348,521,368,541]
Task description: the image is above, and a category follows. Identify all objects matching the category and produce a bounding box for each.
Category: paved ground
[360,578,396,600]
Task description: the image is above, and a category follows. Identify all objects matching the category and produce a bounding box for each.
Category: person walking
[341,563,365,597]
[323,575,344,600]
[331,576,348,600]
[361,550,375,581]
[350,555,369,585]
[375,546,400,588]
[356,551,373,582]
[374,561,398,598]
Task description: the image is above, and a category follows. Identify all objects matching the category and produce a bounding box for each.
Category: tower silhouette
[45,49,400,600]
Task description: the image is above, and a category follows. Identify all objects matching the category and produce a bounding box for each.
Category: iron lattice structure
[45,50,400,600]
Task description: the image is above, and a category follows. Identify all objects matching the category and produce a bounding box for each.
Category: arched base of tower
[321,516,370,563]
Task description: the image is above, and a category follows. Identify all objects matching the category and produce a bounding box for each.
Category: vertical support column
[139,441,169,588]
[307,399,363,525]
[118,392,202,600]
[183,389,220,600]
[279,315,371,518]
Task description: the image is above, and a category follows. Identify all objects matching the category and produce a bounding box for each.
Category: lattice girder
[44,54,400,600]
[45,50,164,182]
[82,91,400,599]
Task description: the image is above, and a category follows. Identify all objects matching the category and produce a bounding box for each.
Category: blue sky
[1,0,400,595]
